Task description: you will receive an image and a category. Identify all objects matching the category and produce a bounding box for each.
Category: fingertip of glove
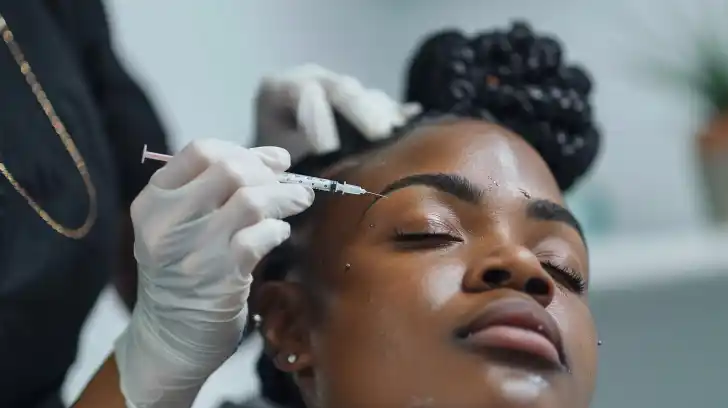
[300,185,316,206]
[251,146,292,172]
[401,102,423,118]
[285,184,316,208]
[230,217,292,248]
[278,219,292,237]
[262,218,292,241]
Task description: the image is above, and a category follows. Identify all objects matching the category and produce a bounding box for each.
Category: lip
[455,298,567,370]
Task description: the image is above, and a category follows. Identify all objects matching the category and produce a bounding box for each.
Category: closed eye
[541,261,587,294]
[393,230,463,250]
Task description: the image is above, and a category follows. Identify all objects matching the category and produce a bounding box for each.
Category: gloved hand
[255,64,422,162]
[114,140,314,408]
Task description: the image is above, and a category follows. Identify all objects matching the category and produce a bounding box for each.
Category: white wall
[590,276,728,408]
[105,0,402,151]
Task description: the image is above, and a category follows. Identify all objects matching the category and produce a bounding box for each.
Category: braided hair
[247,21,600,408]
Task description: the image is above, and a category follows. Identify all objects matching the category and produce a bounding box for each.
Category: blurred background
[62,0,728,407]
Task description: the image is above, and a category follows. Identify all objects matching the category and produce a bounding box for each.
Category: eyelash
[392,230,587,295]
[393,229,463,249]
[541,260,587,295]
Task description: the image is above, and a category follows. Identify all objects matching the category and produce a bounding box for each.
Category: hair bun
[404,21,600,191]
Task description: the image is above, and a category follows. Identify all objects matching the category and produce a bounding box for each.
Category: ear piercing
[597,340,603,346]
[253,316,298,366]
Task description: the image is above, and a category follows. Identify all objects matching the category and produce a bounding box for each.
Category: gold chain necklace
[0,13,97,239]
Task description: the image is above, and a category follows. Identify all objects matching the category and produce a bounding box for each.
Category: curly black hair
[246,20,600,408]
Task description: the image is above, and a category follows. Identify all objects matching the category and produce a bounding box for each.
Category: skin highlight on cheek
[421,264,465,311]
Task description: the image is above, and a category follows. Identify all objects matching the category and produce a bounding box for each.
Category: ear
[254,281,314,373]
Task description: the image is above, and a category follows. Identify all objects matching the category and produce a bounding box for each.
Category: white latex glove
[114,140,314,408]
[255,64,422,163]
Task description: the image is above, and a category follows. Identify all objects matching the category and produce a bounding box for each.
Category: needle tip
[367,192,386,198]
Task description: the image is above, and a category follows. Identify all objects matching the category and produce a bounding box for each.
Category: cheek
[309,258,457,406]
[421,262,466,311]
[327,251,466,313]
[314,255,464,359]
[547,293,598,388]
[547,291,596,339]
[546,292,572,333]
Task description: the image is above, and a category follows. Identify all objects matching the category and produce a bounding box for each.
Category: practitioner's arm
[70,140,313,408]
[72,357,125,408]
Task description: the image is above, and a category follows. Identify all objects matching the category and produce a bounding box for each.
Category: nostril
[483,269,511,285]
[524,277,550,295]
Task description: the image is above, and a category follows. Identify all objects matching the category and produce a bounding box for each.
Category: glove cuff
[114,297,248,408]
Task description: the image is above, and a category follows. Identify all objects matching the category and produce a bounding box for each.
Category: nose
[463,245,555,307]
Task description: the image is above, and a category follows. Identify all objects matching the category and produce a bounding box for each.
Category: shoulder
[43,0,110,46]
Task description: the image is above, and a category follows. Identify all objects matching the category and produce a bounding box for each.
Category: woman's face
[261,120,597,408]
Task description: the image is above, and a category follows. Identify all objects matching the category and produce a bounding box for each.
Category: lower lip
[463,325,561,366]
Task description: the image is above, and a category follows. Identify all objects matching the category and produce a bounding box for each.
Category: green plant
[643,32,728,116]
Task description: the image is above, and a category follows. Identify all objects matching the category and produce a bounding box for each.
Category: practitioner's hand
[114,140,314,408]
[255,64,421,162]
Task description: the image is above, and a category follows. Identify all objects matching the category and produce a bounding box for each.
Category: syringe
[141,145,384,198]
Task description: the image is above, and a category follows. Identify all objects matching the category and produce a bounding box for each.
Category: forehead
[344,120,563,204]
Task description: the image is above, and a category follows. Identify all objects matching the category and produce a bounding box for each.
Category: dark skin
[257,120,598,408]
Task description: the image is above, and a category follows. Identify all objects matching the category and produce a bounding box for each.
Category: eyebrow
[366,172,585,241]
[526,199,584,242]
[378,173,483,204]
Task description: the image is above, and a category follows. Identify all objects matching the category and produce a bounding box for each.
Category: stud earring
[597,340,603,346]
[252,314,263,328]
[286,354,298,364]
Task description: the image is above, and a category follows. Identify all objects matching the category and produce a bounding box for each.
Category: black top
[0,1,168,407]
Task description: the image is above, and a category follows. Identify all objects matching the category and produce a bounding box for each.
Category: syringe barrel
[278,172,337,192]
[278,172,368,195]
